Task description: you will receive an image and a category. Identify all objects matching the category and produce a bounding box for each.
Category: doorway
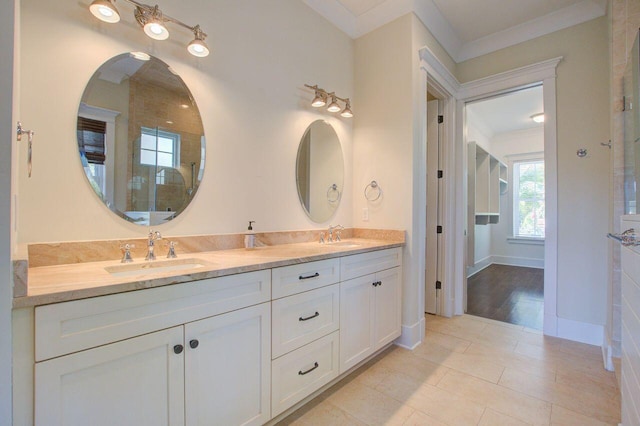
[464,85,546,330]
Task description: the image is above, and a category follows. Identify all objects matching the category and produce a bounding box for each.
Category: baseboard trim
[491,255,544,269]
[467,255,544,278]
[395,319,424,350]
[556,317,604,346]
[602,327,614,371]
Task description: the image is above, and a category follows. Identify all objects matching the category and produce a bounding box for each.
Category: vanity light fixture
[531,113,545,123]
[304,84,353,118]
[89,0,210,57]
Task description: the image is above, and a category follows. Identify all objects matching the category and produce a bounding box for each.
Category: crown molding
[304,0,606,64]
[456,0,607,62]
[302,0,358,38]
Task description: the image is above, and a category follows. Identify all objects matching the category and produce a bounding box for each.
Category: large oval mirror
[296,120,344,222]
[77,53,205,226]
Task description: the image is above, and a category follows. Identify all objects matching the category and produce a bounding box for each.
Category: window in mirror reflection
[77,116,108,198]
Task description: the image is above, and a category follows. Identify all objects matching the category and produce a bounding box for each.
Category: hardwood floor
[467,264,544,330]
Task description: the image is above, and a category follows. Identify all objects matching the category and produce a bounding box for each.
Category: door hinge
[437,170,443,179]
[436,226,443,234]
[438,115,444,124]
[435,281,442,289]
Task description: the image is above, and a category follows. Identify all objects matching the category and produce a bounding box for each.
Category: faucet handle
[120,243,135,263]
[335,230,342,242]
[166,241,178,258]
[319,232,325,244]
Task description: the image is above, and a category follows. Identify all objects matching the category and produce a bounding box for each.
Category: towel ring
[327,184,341,203]
[364,180,382,201]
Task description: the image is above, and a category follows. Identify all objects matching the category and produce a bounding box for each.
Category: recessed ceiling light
[531,113,545,123]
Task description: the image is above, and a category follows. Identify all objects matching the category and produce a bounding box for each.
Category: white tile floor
[280,315,620,425]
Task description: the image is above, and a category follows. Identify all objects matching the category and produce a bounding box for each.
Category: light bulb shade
[144,20,169,40]
[340,104,353,118]
[188,28,210,57]
[327,96,341,113]
[311,93,326,107]
[89,0,120,23]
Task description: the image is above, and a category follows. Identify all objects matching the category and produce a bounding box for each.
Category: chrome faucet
[327,224,344,243]
[145,230,162,261]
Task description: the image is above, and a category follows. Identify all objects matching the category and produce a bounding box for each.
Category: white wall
[17,0,354,245]
[458,17,610,330]
[0,0,15,419]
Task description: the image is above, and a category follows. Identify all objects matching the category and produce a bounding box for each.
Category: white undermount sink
[104,258,213,278]
[323,241,361,248]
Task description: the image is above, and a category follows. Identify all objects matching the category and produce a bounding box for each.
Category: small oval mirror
[77,53,205,226]
[296,120,344,222]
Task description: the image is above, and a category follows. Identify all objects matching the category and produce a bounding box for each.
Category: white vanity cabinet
[34,270,272,426]
[27,246,403,425]
[270,259,341,417]
[339,248,402,373]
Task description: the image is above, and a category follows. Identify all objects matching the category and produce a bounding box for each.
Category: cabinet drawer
[272,259,340,299]
[35,270,271,361]
[272,284,339,358]
[340,247,402,281]
[271,331,339,417]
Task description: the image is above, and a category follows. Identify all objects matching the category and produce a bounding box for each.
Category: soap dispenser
[245,221,256,249]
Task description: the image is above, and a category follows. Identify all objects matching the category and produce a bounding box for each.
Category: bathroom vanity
[13,235,403,425]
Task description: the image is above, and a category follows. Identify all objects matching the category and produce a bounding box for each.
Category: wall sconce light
[305,84,353,118]
[531,113,545,123]
[89,0,210,57]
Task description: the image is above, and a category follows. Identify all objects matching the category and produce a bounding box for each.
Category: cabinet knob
[189,339,199,349]
[173,344,184,354]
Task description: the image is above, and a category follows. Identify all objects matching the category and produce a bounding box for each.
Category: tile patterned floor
[279,315,620,426]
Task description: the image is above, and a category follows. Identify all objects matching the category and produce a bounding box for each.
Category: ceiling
[303,0,607,62]
[466,85,544,136]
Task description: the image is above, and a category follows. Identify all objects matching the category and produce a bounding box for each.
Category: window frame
[139,127,181,169]
[512,158,545,240]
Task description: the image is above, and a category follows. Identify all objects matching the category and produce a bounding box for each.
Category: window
[513,160,545,238]
[140,127,180,169]
[140,128,181,185]
[77,116,107,196]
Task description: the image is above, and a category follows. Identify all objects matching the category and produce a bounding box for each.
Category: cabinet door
[184,303,271,426]
[339,274,376,373]
[374,267,402,350]
[35,326,185,426]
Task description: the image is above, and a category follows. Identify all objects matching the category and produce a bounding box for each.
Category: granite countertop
[13,238,403,308]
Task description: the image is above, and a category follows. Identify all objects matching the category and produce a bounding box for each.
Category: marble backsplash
[25,228,405,268]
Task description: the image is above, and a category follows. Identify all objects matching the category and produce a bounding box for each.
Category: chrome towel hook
[17,121,35,177]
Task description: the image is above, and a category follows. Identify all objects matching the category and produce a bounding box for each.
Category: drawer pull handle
[173,344,184,354]
[372,281,382,287]
[189,339,199,349]
[299,311,320,321]
[299,272,320,280]
[298,362,319,376]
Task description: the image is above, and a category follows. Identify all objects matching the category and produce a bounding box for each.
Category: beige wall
[353,14,456,335]
[17,0,354,244]
[458,17,611,327]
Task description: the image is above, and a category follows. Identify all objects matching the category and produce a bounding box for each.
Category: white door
[374,267,402,348]
[339,274,376,373]
[426,98,442,314]
[184,302,271,426]
[35,327,185,426]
